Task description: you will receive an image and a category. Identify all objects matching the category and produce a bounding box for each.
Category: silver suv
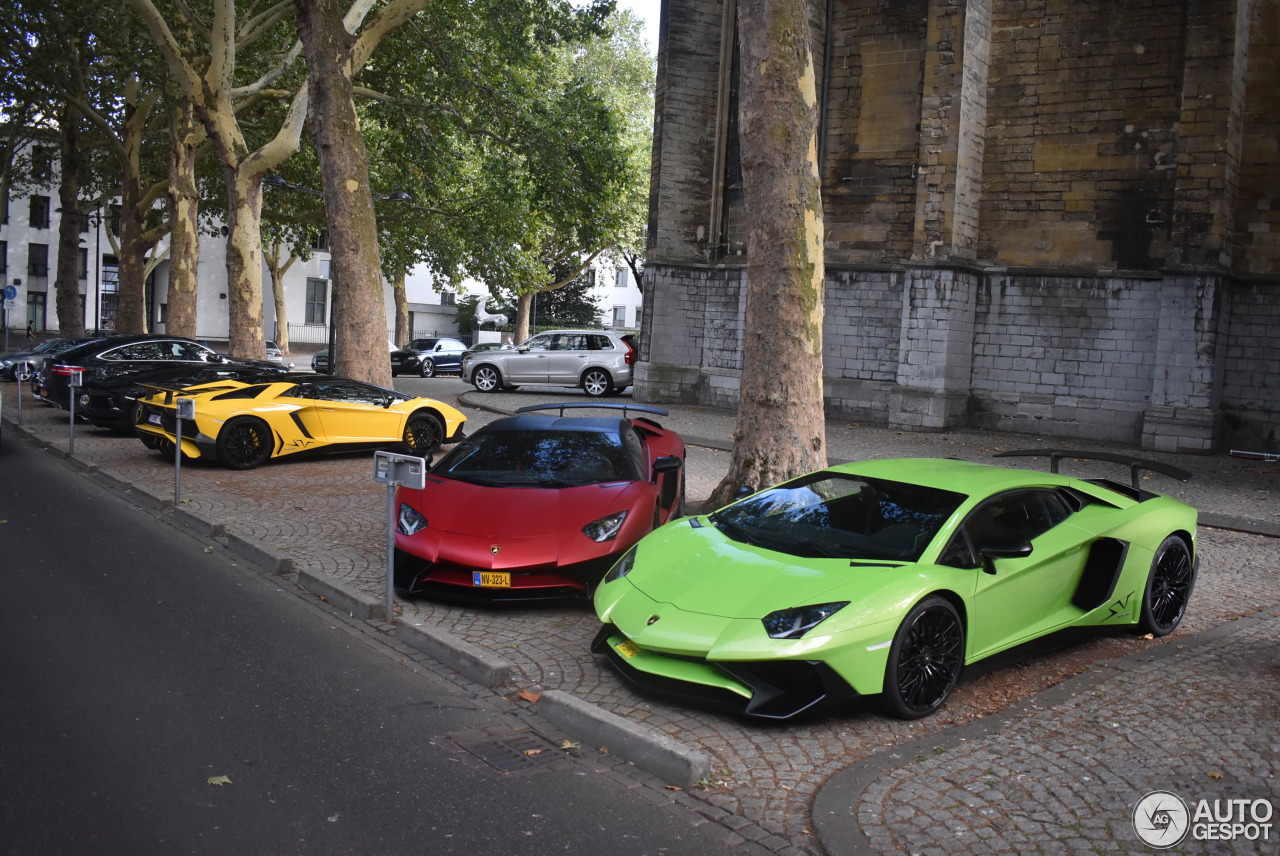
[465,329,636,397]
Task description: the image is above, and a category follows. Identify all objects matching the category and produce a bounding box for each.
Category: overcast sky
[616,0,661,52]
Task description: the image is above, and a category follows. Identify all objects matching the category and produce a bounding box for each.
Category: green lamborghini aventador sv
[592,451,1197,721]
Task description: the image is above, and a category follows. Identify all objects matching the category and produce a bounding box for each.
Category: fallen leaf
[207,775,232,786]
[665,785,683,791]
[523,749,542,756]
[1140,633,1154,640]
[1208,772,1224,780]
[560,740,581,750]
[203,547,213,553]
[517,689,542,703]
[598,747,609,754]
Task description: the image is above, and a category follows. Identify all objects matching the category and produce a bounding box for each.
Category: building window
[29,195,50,229]
[0,240,7,274]
[26,292,46,331]
[158,303,168,323]
[615,269,628,288]
[108,204,122,236]
[306,278,329,325]
[80,212,91,233]
[28,243,49,278]
[311,230,329,252]
[612,306,627,327]
[78,247,89,280]
[102,255,119,293]
[440,292,456,306]
[32,146,54,182]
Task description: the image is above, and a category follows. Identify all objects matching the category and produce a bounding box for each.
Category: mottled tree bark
[392,269,409,345]
[707,0,827,508]
[294,0,392,387]
[265,242,296,354]
[165,101,202,337]
[54,104,85,336]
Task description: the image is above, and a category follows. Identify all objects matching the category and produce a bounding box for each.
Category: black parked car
[391,337,468,377]
[38,334,286,414]
[75,364,291,432]
[0,337,100,380]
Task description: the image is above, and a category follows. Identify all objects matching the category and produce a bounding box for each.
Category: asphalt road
[0,435,758,856]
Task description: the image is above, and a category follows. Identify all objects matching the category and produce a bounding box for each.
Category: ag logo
[490,545,501,555]
[1133,790,1190,848]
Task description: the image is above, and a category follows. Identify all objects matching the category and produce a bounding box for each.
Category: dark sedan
[38,334,286,414]
[75,364,292,432]
[391,337,468,377]
[1,337,100,380]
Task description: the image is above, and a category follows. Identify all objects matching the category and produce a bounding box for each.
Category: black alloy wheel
[1139,536,1194,636]
[403,412,444,456]
[882,596,965,720]
[472,365,502,393]
[419,357,436,378]
[581,368,613,398]
[216,416,274,470]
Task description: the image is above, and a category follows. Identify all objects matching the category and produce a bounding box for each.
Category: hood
[627,520,901,619]
[409,477,640,538]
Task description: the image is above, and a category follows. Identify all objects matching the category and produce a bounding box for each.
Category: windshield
[431,428,636,487]
[712,473,966,561]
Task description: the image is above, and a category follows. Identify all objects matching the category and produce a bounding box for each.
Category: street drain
[454,732,560,774]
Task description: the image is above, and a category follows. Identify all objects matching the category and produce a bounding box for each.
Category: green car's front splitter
[591,626,859,720]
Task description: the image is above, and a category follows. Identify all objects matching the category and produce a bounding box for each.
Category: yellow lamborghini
[134,374,466,469]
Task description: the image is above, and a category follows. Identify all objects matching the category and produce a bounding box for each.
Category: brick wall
[641,0,1280,452]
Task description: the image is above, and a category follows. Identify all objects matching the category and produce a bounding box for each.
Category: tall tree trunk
[294,0,392,388]
[166,101,202,337]
[223,165,267,357]
[265,241,295,353]
[393,269,408,345]
[55,103,85,336]
[708,0,827,508]
[515,292,533,343]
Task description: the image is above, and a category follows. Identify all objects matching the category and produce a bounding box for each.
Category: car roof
[54,334,207,360]
[482,413,633,435]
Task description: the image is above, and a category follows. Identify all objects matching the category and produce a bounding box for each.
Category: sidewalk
[4,380,1277,855]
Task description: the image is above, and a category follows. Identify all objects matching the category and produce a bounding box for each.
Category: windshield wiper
[710,512,762,546]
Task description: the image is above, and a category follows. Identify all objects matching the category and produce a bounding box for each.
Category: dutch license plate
[148,413,161,425]
[614,639,641,659]
[472,571,511,588]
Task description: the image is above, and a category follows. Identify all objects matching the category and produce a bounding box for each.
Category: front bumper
[393,546,612,604]
[591,624,858,720]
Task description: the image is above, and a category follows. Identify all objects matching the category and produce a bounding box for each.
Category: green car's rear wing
[994,449,1192,489]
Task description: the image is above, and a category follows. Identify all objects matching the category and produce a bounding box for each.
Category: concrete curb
[394,618,516,689]
[809,615,1268,856]
[537,689,710,788]
[295,567,385,620]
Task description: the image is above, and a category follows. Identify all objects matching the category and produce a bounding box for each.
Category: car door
[433,338,466,371]
[298,380,403,443]
[502,333,555,383]
[544,333,591,384]
[942,488,1086,657]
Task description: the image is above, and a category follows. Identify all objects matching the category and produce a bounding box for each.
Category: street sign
[372,451,427,490]
[3,284,16,301]
[373,451,428,622]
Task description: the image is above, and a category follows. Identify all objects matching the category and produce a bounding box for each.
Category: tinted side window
[589,335,615,351]
[940,489,1075,569]
[524,335,553,351]
[104,342,166,360]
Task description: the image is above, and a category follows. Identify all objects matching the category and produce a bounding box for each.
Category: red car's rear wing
[994,449,1192,489]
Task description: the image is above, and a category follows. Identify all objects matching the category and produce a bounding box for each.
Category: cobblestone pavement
[4,377,1277,856]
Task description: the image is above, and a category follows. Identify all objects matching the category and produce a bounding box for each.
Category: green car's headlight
[762,602,849,640]
[396,503,428,536]
[583,510,629,543]
[603,547,638,584]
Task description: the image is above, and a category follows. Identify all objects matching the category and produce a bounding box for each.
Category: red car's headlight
[583,510,629,543]
[396,503,428,536]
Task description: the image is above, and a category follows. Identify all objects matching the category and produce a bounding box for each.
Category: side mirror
[977,541,1033,575]
[652,456,682,478]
